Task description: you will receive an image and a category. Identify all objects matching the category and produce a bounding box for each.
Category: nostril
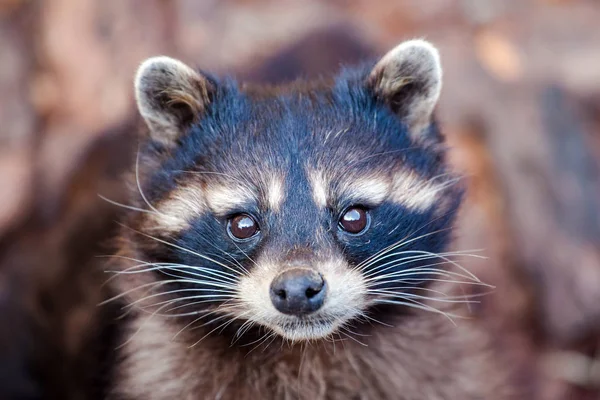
[269,268,327,315]
[276,289,287,300]
[305,274,324,299]
[305,286,321,299]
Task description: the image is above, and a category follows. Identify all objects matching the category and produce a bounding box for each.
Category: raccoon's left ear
[367,40,442,139]
[134,56,214,147]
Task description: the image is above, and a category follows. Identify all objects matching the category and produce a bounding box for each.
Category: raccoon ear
[134,56,213,146]
[367,40,442,139]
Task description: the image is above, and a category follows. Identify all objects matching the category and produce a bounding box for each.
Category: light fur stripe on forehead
[309,167,445,212]
[390,171,446,212]
[205,183,256,215]
[265,175,285,212]
[149,182,256,231]
[145,176,281,232]
[310,171,329,208]
[341,176,390,204]
[146,185,205,232]
[309,169,391,207]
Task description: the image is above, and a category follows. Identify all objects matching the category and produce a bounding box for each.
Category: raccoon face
[122,40,464,342]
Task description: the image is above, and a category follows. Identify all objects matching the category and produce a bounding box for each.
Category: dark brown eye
[339,206,369,234]
[228,214,259,240]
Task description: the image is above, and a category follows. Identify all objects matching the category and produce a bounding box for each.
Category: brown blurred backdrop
[1,0,600,399]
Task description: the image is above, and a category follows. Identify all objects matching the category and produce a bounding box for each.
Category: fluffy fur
[100,40,511,399]
[111,303,508,399]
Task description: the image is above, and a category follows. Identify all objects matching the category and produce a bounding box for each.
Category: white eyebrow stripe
[147,182,258,232]
[143,173,288,232]
[390,171,445,211]
[339,176,391,204]
[204,184,257,215]
[147,185,205,232]
[308,170,329,208]
[266,174,285,212]
[308,166,446,212]
[308,169,391,207]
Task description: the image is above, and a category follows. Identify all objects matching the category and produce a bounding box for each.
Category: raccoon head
[121,40,464,342]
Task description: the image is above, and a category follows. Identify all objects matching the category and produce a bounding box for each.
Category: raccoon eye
[228,214,259,240]
[339,206,369,234]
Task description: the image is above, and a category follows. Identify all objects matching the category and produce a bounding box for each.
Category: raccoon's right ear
[134,56,213,146]
[367,40,442,141]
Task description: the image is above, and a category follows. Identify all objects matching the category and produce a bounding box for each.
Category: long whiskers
[371,298,460,325]
[353,228,455,273]
[97,194,161,215]
[189,310,251,348]
[361,252,484,280]
[134,148,163,215]
[118,223,250,277]
[102,256,239,283]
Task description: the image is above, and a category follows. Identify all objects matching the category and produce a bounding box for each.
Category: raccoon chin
[271,320,341,342]
[267,316,346,342]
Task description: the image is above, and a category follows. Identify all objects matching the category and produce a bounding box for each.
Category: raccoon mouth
[270,317,342,341]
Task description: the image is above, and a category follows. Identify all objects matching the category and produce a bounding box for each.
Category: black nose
[270,268,326,315]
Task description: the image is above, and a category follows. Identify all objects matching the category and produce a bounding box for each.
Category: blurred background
[1,0,600,399]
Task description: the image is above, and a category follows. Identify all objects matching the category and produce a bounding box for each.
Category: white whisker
[119,224,250,277]
[367,268,484,286]
[97,194,159,215]
[138,294,238,312]
[109,264,239,284]
[338,328,368,347]
[172,306,239,339]
[355,228,454,271]
[361,249,484,277]
[363,250,481,282]
[372,298,459,325]
[135,148,164,216]
[189,311,251,348]
[101,254,240,282]
[124,285,237,309]
[370,290,480,304]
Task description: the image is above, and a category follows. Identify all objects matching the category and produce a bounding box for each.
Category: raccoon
[102,40,509,399]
